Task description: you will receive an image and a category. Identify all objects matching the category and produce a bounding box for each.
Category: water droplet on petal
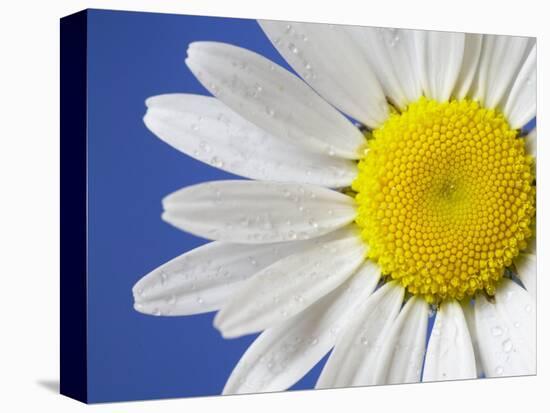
[294,295,304,303]
[495,366,504,376]
[491,326,503,336]
[502,339,513,353]
[288,42,299,54]
[210,157,224,168]
[308,219,319,228]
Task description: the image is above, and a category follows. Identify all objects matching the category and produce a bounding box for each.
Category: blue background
[86,9,334,403]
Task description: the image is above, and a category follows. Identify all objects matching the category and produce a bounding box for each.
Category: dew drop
[360,336,369,346]
[266,107,275,117]
[495,366,504,376]
[525,304,532,313]
[288,42,299,54]
[210,157,224,168]
[491,326,503,337]
[502,339,513,353]
[196,296,204,305]
[288,230,297,240]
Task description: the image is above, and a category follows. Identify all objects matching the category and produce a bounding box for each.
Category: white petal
[474,35,532,109]
[132,232,357,316]
[214,234,367,338]
[452,34,483,99]
[185,42,366,159]
[462,301,484,378]
[515,253,536,298]
[223,260,381,393]
[162,180,356,244]
[259,21,388,128]
[474,279,536,377]
[316,282,405,388]
[415,31,465,102]
[503,44,536,129]
[348,27,422,109]
[371,296,428,385]
[144,94,357,187]
[525,128,536,157]
[423,301,477,381]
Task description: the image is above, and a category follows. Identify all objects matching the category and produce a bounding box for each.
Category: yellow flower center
[353,97,535,303]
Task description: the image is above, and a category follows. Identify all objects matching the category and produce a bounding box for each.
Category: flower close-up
[133,21,536,393]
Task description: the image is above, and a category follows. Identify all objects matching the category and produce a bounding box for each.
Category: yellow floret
[353,97,535,303]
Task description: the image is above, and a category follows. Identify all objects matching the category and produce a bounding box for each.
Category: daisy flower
[133,21,536,393]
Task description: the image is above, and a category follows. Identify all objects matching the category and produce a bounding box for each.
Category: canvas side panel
[60,9,88,404]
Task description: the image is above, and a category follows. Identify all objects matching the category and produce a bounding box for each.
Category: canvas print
[60,9,536,403]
